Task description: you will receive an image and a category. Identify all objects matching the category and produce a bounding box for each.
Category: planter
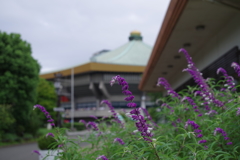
[39,149,62,160]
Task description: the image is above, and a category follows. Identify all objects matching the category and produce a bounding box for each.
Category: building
[139,0,240,93]
[40,31,152,120]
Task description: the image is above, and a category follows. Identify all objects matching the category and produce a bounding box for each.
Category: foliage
[36,78,57,125]
[0,31,40,135]
[62,122,85,131]
[38,135,58,150]
[34,49,240,160]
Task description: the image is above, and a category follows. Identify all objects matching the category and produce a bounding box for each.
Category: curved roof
[40,31,152,79]
[90,40,152,66]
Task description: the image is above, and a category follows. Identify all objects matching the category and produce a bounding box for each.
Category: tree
[36,78,57,126]
[0,31,40,135]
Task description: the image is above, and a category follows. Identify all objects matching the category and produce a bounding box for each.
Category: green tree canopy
[0,31,40,135]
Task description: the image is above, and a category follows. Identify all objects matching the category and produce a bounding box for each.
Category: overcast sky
[0,0,170,74]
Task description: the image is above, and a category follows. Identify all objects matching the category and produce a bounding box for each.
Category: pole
[71,67,74,130]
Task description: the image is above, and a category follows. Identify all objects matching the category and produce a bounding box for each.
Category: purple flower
[185,119,199,129]
[198,114,203,117]
[110,75,153,142]
[179,49,223,107]
[217,67,235,90]
[127,102,137,108]
[101,100,123,127]
[199,140,207,144]
[194,129,202,133]
[46,133,54,138]
[89,115,98,119]
[227,142,233,145]
[157,78,181,99]
[197,134,203,138]
[124,96,134,101]
[58,144,64,148]
[224,137,230,140]
[237,108,240,116]
[214,128,229,139]
[231,62,240,77]
[34,104,55,126]
[96,155,108,160]
[122,90,132,95]
[87,122,99,131]
[32,150,41,156]
[114,138,125,145]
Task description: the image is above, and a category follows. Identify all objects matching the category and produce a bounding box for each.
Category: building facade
[41,31,153,121]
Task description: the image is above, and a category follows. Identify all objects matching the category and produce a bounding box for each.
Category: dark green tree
[36,78,57,126]
[0,31,40,135]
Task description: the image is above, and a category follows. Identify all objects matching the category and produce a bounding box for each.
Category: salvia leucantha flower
[179,48,224,107]
[114,138,125,145]
[217,67,235,91]
[46,133,54,138]
[231,62,240,77]
[214,128,232,145]
[157,77,181,99]
[141,107,158,128]
[96,155,108,160]
[181,97,200,114]
[237,108,240,116]
[110,75,153,142]
[33,104,55,126]
[87,121,99,131]
[101,100,124,127]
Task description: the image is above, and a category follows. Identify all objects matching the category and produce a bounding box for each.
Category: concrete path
[0,130,91,160]
[0,142,39,160]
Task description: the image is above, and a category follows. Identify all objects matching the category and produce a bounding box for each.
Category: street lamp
[54,73,63,127]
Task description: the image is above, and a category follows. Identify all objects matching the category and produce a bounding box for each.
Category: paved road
[0,131,91,160]
[0,142,39,160]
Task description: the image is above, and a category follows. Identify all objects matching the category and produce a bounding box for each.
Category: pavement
[0,130,90,160]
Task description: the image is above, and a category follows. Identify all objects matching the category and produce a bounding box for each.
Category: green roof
[90,40,152,66]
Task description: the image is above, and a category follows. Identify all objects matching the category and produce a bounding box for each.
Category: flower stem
[150,142,161,160]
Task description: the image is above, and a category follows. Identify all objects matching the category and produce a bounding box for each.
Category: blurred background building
[40,31,153,121]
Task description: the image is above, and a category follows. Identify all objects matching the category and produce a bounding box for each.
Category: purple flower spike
[101,100,123,127]
[124,95,134,101]
[32,150,41,156]
[96,155,108,160]
[110,75,153,142]
[237,108,240,116]
[231,62,240,77]
[217,67,235,91]
[179,48,194,65]
[46,133,54,138]
[58,144,64,148]
[114,138,125,145]
[214,128,229,140]
[127,102,137,108]
[179,49,224,107]
[157,78,181,99]
[197,134,203,138]
[199,140,207,144]
[89,115,98,119]
[34,104,55,126]
[227,142,233,145]
[87,122,99,131]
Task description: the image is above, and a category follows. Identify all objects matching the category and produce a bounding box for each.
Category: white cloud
[0,0,170,74]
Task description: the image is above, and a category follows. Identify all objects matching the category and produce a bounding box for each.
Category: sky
[0,0,170,74]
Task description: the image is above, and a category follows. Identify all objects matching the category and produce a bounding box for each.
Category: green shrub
[37,135,57,150]
[22,133,33,141]
[2,133,20,142]
[62,122,85,131]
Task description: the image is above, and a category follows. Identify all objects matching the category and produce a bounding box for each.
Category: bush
[22,133,33,141]
[62,122,85,131]
[2,133,20,142]
[37,135,57,150]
